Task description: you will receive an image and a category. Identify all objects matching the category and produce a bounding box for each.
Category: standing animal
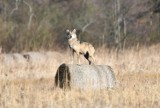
[66,29,95,65]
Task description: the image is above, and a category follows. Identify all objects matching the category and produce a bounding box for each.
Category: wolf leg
[78,56,81,64]
[84,52,91,65]
[88,60,91,65]
[91,56,95,64]
[88,57,92,65]
[70,49,74,64]
[76,52,80,64]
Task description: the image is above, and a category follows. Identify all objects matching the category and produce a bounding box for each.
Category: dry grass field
[0,44,160,108]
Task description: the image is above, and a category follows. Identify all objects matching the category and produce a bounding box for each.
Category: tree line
[0,0,160,52]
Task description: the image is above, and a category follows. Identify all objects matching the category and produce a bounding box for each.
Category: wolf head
[66,29,77,39]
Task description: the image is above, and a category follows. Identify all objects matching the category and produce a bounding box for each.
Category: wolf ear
[72,29,76,33]
[66,29,70,33]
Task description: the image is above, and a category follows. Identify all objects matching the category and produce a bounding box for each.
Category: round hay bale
[46,51,63,63]
[55,63,116,90]
[13,53,27,64]
[23,52,48,63]
[3,54,15,65]
[1,53,27,65]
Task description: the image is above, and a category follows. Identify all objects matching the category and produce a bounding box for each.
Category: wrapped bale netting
[55,63,116,90]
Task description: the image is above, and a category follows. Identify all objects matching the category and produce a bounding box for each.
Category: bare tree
[23,0,34,29]
[10,0,34,29]
[114,0,131,52]
[10,0,19,16]
[114,0,122,52]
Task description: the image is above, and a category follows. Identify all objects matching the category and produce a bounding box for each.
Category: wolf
[66,29,95,65]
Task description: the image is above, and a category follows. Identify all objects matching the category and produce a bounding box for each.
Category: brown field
[0,44,160,108]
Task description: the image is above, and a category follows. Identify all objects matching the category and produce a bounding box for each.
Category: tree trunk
[55,63,116,90]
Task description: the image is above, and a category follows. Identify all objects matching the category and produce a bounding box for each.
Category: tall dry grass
[0,44,160,108]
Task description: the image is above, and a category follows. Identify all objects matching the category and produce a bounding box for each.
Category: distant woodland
[0,0,160,52]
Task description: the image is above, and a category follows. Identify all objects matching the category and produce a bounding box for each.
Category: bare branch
[82,20,94,32]
[10,0,19,16]
[23,0,34,28]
